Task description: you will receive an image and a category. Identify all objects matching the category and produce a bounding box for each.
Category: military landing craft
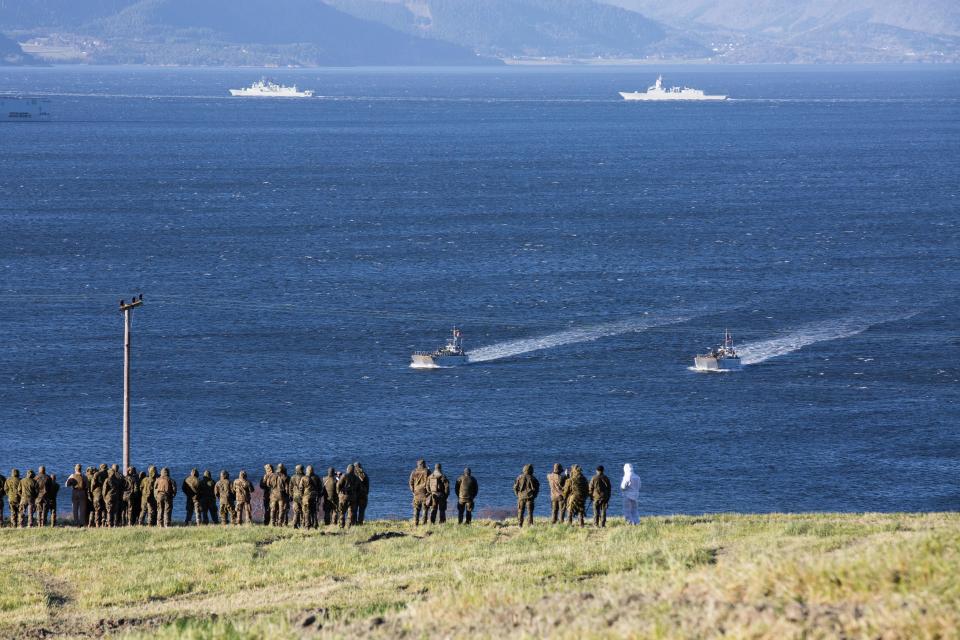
[411,328,469,368]
[693,329,742,372]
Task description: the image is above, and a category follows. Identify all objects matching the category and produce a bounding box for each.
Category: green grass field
[2,512,958,639]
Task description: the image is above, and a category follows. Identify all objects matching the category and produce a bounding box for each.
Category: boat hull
[693,355,742,371]
[619,92,726,101]
[411,353,469,368]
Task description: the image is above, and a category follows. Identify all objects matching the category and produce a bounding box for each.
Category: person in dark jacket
[513,464,540,527]
[454,468,478,524]
[588,465,612,527]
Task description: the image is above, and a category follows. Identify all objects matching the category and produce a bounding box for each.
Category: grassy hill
[2,512,958,638]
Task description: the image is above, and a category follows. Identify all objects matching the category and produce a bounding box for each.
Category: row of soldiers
[2,460,614,528]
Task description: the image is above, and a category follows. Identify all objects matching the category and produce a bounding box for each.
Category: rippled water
[1,66,958,518]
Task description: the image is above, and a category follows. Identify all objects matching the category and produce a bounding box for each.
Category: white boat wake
[737,311,919,366]
[467,313,691,363]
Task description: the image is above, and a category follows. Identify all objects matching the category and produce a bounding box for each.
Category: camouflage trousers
[126,498,141,527]
[428,495,447,524]
[517,499,535,527]
[321,497,337,525]
[593,499,608,527]
[140,497,157,526]
[566,499,586,526]
[291,498,304,528]
[337,495,356,528]
[301,496,317,529]
[235,500,253,525]
[457,500,474,524]
[20,501,35,527]
[269,499,286,526]
[8,500,20,527]
[412,494,428,525]
[104,497,121,527]
[550,498,567,524]
[219,501,236,525]
[92,494,106,527]
[156,493,173,527]
[35,497,49,526]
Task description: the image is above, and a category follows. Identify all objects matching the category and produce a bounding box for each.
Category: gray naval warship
[411,327,468,368]
[693,329,742,371]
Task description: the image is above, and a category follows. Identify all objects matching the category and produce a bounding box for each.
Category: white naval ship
[693,330,742,371]
[619,75,727,102]
[229,78,314,98]
[411,328,469,368]
[2,97,51,121]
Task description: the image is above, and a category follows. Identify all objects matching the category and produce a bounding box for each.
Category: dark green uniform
[588,466,612,527]
[335,465,359,528]
[546,463,567,524]
[563,465,589,527]
[103,467,124,527]
[91,464,108,527]
[215,471,235,525]
[47,475,59,526]
[139,466,158,526]
[455,468,478,524]
[302,466,319,529]
[154,468,176,528]
[408,459,429,525]
[4,470,20,528]
[267,464,289,527]
[85,467,96,526]
[513,464,540,527]
[19,470,38,527]
[290,465,305,528]
[354,463,370,525]
[321,468,338,526]
[123,467,140,526]
[427,464,450,524]
[233,471,254,525]
[34,467,50,527]
[182,469,201,525]
[259,464,273,525]
[199,470,218,524]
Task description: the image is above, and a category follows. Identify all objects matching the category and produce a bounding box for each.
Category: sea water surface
[1,65,958,518]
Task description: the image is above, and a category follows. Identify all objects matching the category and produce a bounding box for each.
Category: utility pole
[119,294,143,472]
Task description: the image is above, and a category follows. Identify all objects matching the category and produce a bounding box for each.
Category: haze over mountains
[0,0,956,66]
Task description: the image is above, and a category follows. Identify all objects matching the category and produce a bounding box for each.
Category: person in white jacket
[620,463,641,525]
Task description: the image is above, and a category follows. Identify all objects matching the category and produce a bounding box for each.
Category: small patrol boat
[411,327,469,368]
[693,329,742,371]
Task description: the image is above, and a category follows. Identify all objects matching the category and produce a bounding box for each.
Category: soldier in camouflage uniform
[154,467,176,528]
[182,468,201,525]
[66,464,89,526]
[408,459,429,525]
[139,466,158,526]
[5,469,20,527]
[455,467,478,524]
[354,463,370,525]
[19,469,38,527]
[427,463,450,524]
[302,465,319,529]
[215,470,235,525]
[513,464,540,527]
[199,470,218,524]
[91,463,108,527]
[321,467,338,526]
[588,465,612,527]
[34,466,50,527]
[46,474,59,527]
[268,463,289,527]
[123,466,139,526]
[104,466,125,527]
[563,464,589,527]
[259,464,274,525]
[546,463,567,524]
[290,464,306,528]
[85,467,96,526]
[233,470,254,525]
[335,464,359,528]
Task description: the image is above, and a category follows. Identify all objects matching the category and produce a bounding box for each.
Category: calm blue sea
[1,65,958,519]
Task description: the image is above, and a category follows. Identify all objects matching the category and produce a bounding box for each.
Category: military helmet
[305,465,314,475]
[191,468,198,476]
[161,467,170,476]
[346,464,355,474]
[264,463,273,472]
[327,467,336,476]
[295,464,303,474]
[239,470,247,479]
[596,465,604,473]
[434,463,442,472]
[203,470,212,479]
[220,470,228,479]
[38,465,46,474]
[276,463,285,473]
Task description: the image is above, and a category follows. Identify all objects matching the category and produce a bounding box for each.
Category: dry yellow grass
[1,512,957,639]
